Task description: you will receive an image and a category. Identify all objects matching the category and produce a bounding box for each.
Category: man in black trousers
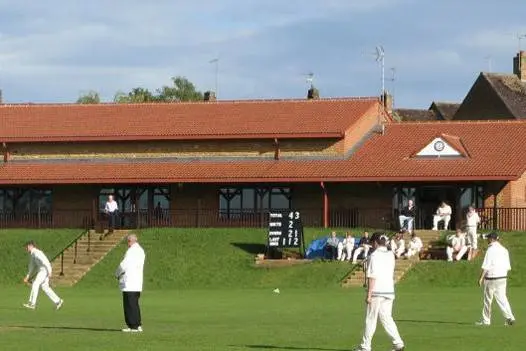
[115,234,146,333]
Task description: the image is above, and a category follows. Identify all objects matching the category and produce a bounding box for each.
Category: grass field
[0,228,524,350]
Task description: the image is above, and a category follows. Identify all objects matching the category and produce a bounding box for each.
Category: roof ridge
[0,96,380,108]
[386,119,526,125]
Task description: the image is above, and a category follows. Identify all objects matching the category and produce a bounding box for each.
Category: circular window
[433,141,445,152]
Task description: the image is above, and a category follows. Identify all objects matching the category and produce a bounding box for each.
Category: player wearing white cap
[476,232,515,326]
[353,232,404,351]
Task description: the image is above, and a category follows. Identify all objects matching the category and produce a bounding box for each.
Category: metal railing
[1,207,526,231]
[50,226,91,277]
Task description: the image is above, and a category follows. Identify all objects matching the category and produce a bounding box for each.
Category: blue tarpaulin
[305,236,343,259]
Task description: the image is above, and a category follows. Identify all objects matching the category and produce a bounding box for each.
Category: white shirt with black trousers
[356,232,404,351]
[478,232,515,326]
[115,237,146,332]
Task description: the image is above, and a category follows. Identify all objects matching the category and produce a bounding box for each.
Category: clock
[433,140,445,152]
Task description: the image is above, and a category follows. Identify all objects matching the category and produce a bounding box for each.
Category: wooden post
[274,138,280,160]
[492,192,498,231]
[321,182,329,228]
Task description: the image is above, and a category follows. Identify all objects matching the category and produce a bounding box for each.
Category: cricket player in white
[354,232,404,351]
[338,232,355,261]
[405,232,423,258]
[22,241,63,310]
[446,229,468,262]
[466,206,481,260]
[477,232,515,326]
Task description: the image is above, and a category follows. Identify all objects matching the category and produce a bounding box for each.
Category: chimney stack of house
[513,51,526,81]
[307,86,319,99]
[382,91,393,114]
[0,89,3,104]
[203,91,217,102]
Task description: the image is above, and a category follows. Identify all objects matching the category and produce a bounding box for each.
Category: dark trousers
[122,291,142,329]
[108,212,117,232]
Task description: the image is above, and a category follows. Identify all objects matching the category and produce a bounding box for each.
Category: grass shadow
[397,318,473,326]
[10,325,122,332]
[233,345,349,351]
[231,242,267,255]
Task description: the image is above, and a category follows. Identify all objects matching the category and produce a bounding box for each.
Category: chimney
[382,91,393,113]
[203,91,216,101]
[513,51,526,81]
[0,89,3,104]
[307,86,319,99]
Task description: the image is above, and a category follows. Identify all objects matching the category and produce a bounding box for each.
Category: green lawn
[0,287,523,351]
[1,228,525,350]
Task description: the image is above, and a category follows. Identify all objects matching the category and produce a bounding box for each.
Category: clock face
[433,140,445,152]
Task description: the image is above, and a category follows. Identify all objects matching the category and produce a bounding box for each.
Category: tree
[76,91,100,104]
[113,88,157,103]
[157,76,203,102]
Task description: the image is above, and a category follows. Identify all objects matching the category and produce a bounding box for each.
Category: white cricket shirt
[466,212,480,227]
[105,200,118,213]
[367,246,395,299]
[437,205,452,216]
[482,241,511,279]
[27,248,53,277]
[115,243,146,292]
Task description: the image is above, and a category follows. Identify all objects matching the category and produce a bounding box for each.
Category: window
[0,189,15,212]
[219,187,291,217]
[98,186,171,213]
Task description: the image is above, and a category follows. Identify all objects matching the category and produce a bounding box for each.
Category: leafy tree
[113,88,157,103]
[157,76,203,102]
[76,91,100,104]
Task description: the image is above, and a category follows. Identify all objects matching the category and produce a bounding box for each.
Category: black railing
[1,207,526,231]
[50,226,90,276]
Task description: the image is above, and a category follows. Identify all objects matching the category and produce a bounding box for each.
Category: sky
[0,0,525,108]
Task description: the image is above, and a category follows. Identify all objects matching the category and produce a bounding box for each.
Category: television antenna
[304,72,314,87]
[209,58,219,97]
[484,55,492,72]
[373,45,386,95]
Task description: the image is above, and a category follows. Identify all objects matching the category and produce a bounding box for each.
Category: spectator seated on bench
[398,200,416,232]
[337,232,355,261]
[352,231,371,264]
[432,201,452,230]
[446,229,468,262]
[324,231,340,260]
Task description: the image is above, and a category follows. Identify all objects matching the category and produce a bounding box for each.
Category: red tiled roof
[0,120,524,183]
[0,98,380,142]
[439,134,469,157]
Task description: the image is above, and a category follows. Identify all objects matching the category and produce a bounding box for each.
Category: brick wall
[343,103,383,153]
[9,138,343,161]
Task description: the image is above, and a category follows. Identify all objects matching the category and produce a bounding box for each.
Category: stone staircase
[51,230,130,287]
[341,230,444,288]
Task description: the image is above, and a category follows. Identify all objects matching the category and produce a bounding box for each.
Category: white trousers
[446,246,468,261]
[352,246,370,263]
[467,227,478,249]
[482,279,515,324]
[406,247,420,258]
[29,271,61,306]
[394,247,405,259]
[360,296,404,351]
[432,215,450,230]
[337,242,354,261]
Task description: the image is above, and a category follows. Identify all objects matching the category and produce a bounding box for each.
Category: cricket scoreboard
[268,210,304,248]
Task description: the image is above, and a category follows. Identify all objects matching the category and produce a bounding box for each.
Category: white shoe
[23,303,35,310]
[475,321,490,326]
[55,299,64,310]
[122,327,141,333]
[138,326,143,332]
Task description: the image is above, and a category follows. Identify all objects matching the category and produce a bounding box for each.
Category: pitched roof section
[0,98,380,142]
[1,121,525,183]
[393,108,436,121]
[484,73,526,118]
[429,102,460,120]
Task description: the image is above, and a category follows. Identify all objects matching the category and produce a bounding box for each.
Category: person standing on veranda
[353,232,405,351]
[115,234,146,332]
[22,241,64,310]
[466,206,481,260]
[476,232,515,326]
[105,195,119,234]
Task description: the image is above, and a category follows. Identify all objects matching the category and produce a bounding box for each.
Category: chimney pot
[307,87,319,99]
[513,51,526,81]
[204,91,216,101]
